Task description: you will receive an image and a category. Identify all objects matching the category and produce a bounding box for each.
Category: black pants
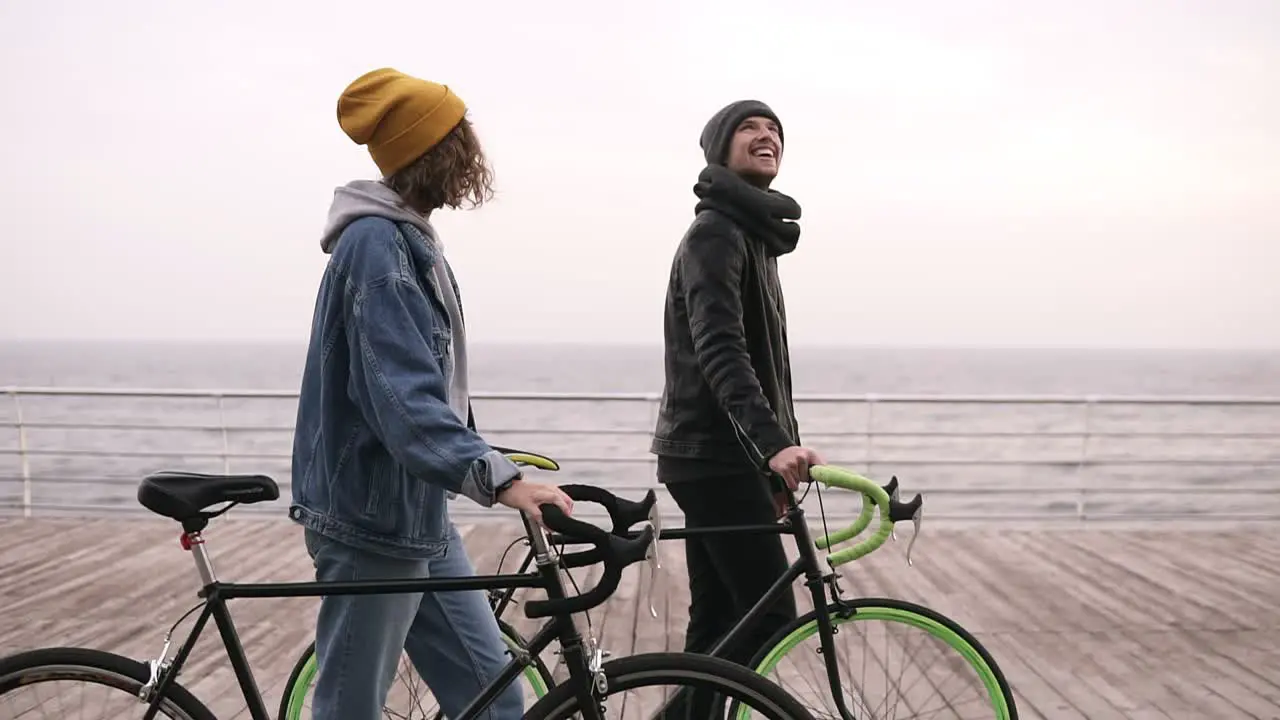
[657,460,798,718]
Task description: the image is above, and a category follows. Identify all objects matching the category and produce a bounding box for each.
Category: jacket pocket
[431,328,451,363]
[416,482,450,543]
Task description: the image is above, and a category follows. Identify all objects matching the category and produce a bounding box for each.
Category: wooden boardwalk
[1,516,1279,719]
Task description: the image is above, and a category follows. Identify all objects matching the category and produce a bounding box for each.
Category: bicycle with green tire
[281,454,1019,720]
[0,467,818,720]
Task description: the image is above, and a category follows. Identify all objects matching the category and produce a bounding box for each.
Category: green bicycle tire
[736,597,1018,720]
[277,619,553,720]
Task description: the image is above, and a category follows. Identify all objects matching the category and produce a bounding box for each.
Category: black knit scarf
[692,164,802,257]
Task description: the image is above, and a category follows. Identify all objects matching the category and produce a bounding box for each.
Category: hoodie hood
[319,179,438,254]
[317,178,473,430]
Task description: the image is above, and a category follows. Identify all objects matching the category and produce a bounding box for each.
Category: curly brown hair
[384,115,494,213]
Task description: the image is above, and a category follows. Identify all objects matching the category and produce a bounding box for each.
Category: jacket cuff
[753,424,795,470]
[459,449,523,507]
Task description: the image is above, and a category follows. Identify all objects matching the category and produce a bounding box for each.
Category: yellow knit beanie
[336,68,467,177]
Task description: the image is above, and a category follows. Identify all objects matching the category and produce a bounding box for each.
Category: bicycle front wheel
[524,652,814,720]
[0,646,215,720]
[746,598,1017,720]
[278,619,553,720]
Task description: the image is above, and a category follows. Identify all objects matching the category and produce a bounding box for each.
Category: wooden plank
[0,517,1278,719]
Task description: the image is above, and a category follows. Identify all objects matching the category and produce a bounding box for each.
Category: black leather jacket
[650,208,799,472]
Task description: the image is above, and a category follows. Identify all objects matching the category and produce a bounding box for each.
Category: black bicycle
[0,469,816,720]
[284,455,1020,720]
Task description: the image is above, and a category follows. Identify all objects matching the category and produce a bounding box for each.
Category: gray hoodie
[319,179,471,428]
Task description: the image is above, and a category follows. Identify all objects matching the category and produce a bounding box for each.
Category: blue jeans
[304,525,523,720]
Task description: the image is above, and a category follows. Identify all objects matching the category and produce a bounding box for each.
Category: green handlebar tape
[827,513,895,565]
[809,465,895,567]
[814,493,873,549]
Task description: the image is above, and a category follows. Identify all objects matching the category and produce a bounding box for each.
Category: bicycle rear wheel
[745,598,1017,719]
[524,651,813,720]
[0,646,215,720]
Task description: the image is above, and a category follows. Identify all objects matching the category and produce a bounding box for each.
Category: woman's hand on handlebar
[496,478,574,527]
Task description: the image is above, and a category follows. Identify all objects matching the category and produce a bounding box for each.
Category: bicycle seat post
[179,517,218,587]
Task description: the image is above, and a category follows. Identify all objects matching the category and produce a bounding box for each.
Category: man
[289,68,573,720]
[651,99,826,696]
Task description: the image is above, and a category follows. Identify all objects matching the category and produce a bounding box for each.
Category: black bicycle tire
[275,617,555,720]
[523,651,814,720]
[0,645,216,720]
[743,597,1019,719]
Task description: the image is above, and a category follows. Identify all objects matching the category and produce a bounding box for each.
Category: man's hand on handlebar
[496,478,574,527]
[768,445,826,490]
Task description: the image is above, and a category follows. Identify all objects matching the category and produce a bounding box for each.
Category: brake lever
[905,504,922,566]
[885,476,901,542]
[644,500,663,619]
[636,521,660,619]
[888,491,923,567]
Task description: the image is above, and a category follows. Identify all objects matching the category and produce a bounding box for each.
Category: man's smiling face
[725,115,782,187]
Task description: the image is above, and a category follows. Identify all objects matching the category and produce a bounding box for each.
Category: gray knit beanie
[698,100,784,166]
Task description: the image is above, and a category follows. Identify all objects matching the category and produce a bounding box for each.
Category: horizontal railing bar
[0,421,298,433]
[4,475,1279,496]
[1,448,1278,467]
[0,449,293,460]
[6,386,1280,405]
[4,503,1275,524]
[1080,513,1280,521]
[4,420,1280,442]
[825,431,1280,439]
[859,460,1280,466]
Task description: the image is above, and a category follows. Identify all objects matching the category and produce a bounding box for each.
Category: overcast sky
[1,0,1276,348]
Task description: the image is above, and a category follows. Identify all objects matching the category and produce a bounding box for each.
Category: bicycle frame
[494,487,864,720]
[140,514,606,720]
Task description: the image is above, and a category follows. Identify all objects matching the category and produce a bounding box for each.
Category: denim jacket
[289,215,521,558]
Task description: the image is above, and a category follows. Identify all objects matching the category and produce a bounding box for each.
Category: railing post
[11,391,32,518]
[865,395,877,474]
[216,394,231,475]
[1077,397,1094,524]
[646,394,659,488]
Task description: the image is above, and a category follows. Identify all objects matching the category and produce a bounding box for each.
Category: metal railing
[2,386,1279,525]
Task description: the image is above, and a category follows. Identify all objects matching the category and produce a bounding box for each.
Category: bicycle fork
[791,510,864,720]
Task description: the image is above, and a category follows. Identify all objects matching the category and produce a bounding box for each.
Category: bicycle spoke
[760,604,1007,719]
